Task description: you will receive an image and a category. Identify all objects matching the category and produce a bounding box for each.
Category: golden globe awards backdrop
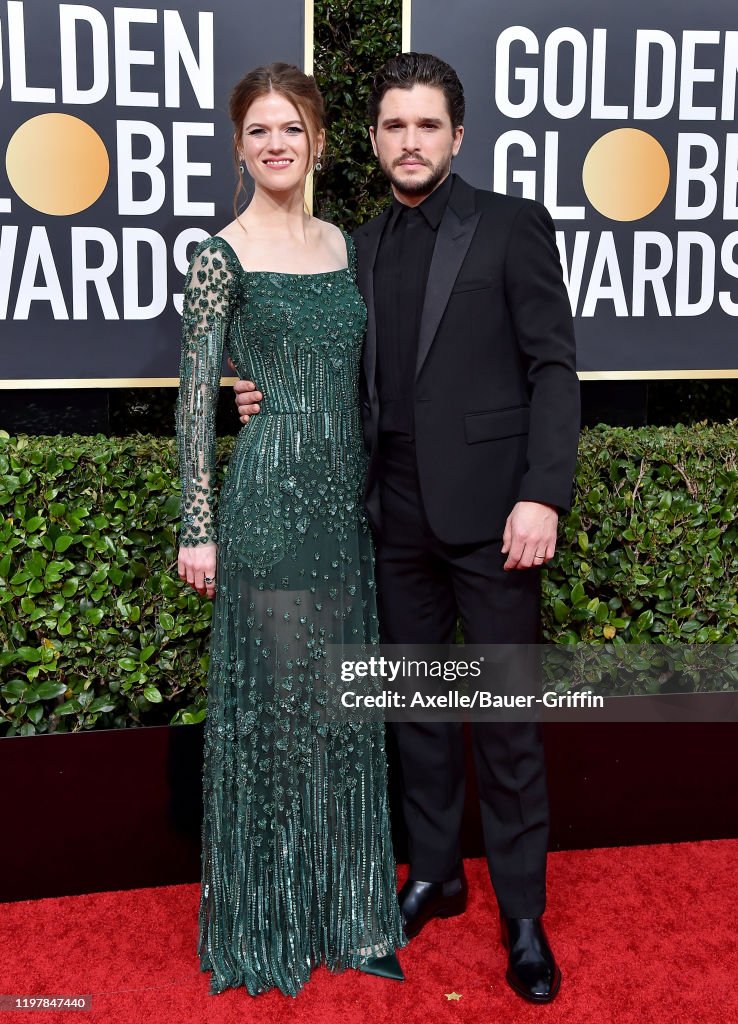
[405,0,738,377]
[0,0,312,386]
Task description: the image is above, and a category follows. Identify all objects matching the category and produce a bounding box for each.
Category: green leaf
[2,679,28,699]
[45,561,70,580]
[160,612,175,632]
[181,709,206,725]
[163,495,181,516]
[56,699,82,715]
[89,697,116,713]
[36,681,68,699]
[27,552,46,577]
[635,609,654,631]
[15,646,42,663]
[143,685,163,703]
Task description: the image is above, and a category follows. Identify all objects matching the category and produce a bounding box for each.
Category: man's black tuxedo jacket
[352,174,581,546]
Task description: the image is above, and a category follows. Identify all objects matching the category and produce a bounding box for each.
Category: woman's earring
[239,161,245,176]
[314,153,322,172]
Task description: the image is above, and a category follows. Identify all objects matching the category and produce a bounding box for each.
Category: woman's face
[238,91,322,194]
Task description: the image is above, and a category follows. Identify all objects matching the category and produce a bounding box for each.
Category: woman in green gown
[175,63,405,997]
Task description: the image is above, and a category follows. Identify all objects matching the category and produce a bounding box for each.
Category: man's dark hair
[368,52,465,130]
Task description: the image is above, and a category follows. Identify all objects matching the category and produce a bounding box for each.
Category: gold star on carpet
[445,992,462,1001]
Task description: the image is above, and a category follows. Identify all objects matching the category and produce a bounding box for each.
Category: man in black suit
[234,53,580,1004]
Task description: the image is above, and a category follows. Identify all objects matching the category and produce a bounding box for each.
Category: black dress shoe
[358,952,405,981]
[500,915,561,1003]
[398,870,468,939]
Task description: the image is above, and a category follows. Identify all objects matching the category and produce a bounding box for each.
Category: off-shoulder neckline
[206,232,352,278]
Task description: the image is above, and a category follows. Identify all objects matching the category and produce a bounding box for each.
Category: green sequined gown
[175,234,405,997]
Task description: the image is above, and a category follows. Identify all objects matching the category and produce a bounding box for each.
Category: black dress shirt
[373,174,453,438]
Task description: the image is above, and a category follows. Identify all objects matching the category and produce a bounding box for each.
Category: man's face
[370,84,464,202]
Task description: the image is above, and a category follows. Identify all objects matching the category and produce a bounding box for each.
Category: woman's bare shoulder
[312,218,348,259]
[313,218,344,239]
[213,218,243,245]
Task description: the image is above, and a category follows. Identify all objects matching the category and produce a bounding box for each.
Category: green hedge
[314,0,401,229]
[546,423,737,644]
[1,424,736,735]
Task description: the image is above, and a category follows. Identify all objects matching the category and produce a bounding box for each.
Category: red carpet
[2,841,736,1024]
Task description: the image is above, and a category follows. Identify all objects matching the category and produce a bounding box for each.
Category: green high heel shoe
[358,952,405,981]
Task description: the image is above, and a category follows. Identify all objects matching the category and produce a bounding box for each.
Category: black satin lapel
[415,209,482,378]
[358,213,388,396]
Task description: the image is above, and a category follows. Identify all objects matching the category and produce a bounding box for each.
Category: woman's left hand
[178,542,217,599]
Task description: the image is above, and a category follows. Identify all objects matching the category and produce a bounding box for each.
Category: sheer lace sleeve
[175,238,236,547]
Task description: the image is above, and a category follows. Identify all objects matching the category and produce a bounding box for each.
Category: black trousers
[373,434,548,918]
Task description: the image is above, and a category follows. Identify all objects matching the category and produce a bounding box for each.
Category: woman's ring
[204,575,215,584]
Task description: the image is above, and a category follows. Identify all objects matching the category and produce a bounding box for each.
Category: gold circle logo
[6,113,109,216]
[582,129,670,222]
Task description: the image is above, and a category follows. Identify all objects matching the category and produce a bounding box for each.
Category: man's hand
[228,356,262,424]
[501,501,559,570]
[178,542,217,599]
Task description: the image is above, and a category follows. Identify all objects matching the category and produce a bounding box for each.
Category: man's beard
[382,156,450,198]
